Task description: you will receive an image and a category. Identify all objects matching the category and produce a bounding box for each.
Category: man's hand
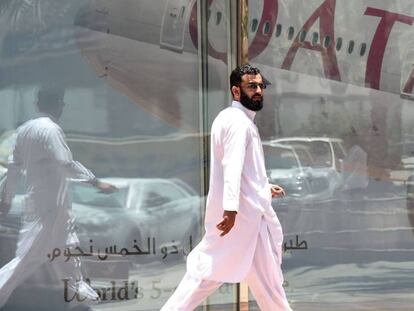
[0,200,11,217]
[95,180,118,194]
[270,184,286,198]
[216,210,237,237]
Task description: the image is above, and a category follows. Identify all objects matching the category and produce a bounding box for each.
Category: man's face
[239,74,264,111]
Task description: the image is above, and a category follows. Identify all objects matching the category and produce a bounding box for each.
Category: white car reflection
[0,175,202,270]
[263,143,311,198]
[264,137,347,202]
[72,178,202,263]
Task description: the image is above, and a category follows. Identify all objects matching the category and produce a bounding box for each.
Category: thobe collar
[231,101,256,121]
[39,113,59,124]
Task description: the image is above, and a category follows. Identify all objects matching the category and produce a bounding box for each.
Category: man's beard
[240,89,263,111]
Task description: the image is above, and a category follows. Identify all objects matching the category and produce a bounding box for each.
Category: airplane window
[348,40,354,54]
[263,21,270,34]
[336,37,343,51]
[312,32,319,46]
[252,18,258,32]
[323,36,331,48]
[180,6,185,19]
[288,26,295,40]
[216,12,222,25]
[275,24,282,37]
[299,30,307,43]
[360,43,367,56]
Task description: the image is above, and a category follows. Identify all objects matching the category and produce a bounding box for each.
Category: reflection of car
[72,178,202,258]
[264,137,347,201]
[263,143,310,198]
[0,175,202,271]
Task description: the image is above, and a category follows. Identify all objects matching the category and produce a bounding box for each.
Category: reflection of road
[276,195,414,267]
[88,262,235,311]
[282,261,414,311]
[266,194,414,310]
[96,258,414,311]
[248,261,414,311]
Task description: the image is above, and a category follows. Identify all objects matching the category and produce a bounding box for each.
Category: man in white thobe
[161,65,292,311]
[0,86,117,309]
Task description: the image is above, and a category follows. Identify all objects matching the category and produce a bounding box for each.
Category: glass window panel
[299,30,307,43]
[348,40,355,54]
[249,0,414,310]
[275,23,282,37]
[323,35,331,48]
[312,32,319,46]
[336,37,343,50]
[263,21,270,34]
[251,18,259,32]
[360,42,367,56]
[0,0,233,310]
[288,26,295,40]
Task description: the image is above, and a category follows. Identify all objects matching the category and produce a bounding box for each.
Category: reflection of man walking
[161,65,292,311]
[0,86,116,309]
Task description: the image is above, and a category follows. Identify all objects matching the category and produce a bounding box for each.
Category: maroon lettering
[189,0,278,62]
[249,0,278,59]
[403,66,414,94]
[364,7,414,90]
[281,0,341,81]
[189,0,226,62]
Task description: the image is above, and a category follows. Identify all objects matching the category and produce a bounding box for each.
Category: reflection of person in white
[161,65,292,311]
[0,86,117,309]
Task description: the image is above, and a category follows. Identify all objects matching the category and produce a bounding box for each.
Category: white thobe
[187,101,284,282]
[0,115,99,308]
[162,101,291,310]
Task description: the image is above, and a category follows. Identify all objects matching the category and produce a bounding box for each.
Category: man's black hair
[36,85,65,112]
[229,64,261,91]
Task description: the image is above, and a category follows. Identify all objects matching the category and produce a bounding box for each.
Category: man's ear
[231,86,240,101]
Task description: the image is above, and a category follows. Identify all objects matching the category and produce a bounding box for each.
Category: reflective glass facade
[0,1,413,310]
[248,0,414,310]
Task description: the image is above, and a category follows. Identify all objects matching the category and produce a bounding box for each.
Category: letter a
[281,0,341,81]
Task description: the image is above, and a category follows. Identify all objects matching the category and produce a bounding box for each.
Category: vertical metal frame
[198,0,210,198]
[233,1,250,310]
[228,0,249,69]
[238,0,249,66]
[227,0,249,103]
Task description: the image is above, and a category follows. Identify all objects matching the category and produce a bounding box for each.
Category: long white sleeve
[221,122,249,212]
[44,127,95,182]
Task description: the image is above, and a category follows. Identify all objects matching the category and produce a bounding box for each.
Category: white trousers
[160,224,292,311]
